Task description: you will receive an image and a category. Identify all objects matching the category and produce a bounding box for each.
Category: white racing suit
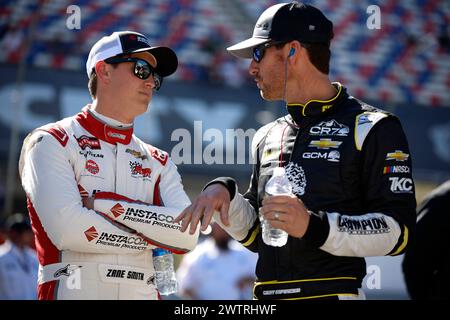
[19,106,199,300]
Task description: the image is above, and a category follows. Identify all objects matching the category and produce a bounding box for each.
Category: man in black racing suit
[175,2,416,300]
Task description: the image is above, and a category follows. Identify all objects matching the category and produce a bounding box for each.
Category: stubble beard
[259,81,283,101]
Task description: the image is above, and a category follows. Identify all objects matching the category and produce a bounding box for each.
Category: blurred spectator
[177,223,257,300]
[0,24,24,63]
[213,52,248,88]
[402,180,450,300]
[200,25,249,87]
[0,226,5,245]
[438,30,450,49]
[0,213,38,300]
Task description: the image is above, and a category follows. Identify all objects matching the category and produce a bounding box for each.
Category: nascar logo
[308,139,342,150]
[383,166,410,174]
[386,150,409,162]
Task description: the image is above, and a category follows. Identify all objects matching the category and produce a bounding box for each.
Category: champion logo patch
[111,203,125,218]
[84,226,99,242]
[338,216,390,234]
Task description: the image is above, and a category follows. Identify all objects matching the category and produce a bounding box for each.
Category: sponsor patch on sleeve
[383,165,410,174]
[388,177,413,193]
[147,145,168,166]
[337,215,391,235]
[385,150,409,162]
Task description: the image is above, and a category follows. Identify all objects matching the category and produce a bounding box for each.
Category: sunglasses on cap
[104,57,163,91]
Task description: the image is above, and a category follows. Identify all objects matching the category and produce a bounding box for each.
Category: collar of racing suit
[286,82,348,125]
[89,108,133,128]
[75,105,134,145]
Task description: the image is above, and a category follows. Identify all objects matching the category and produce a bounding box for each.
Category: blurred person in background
[177,223,257,300]
[18,31,198,300]
[402,180,450,300]
[0,225,6,245]
[0,213,38,300]
[176,2,416,300]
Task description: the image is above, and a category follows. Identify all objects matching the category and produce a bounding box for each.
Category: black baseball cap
[227,1,333,59]
[86,31,178,78]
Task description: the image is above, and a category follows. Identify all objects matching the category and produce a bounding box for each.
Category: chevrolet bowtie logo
[309,139,342,150]
[126,148,148,160]
[386,150,409,162]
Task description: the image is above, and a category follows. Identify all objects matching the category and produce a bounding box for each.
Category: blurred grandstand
[0,0,449,105]
[0,0,449,300]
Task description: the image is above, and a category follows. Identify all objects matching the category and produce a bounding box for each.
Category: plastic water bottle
[261,166,292,247]
[152,248,178,295]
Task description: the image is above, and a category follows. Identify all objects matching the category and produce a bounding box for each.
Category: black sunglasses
[252,41,288,63]
[105,57,163,90]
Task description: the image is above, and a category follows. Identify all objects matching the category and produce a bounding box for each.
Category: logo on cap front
[137,36,151,46]
[256,22,270,30]
[252,3,286,37]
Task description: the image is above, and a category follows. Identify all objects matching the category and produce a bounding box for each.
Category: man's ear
[95,61,111,83]
[288,40,302,63]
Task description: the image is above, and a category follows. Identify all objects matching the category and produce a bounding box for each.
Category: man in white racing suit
[18,31,199,300]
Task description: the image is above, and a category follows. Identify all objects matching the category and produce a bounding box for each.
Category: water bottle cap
[152,248,170,257]
[272,167,286,177]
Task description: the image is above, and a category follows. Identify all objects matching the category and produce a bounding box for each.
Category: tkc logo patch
[389,177,413,193]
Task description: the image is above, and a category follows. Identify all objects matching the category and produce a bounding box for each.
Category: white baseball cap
[86,31,178,78]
